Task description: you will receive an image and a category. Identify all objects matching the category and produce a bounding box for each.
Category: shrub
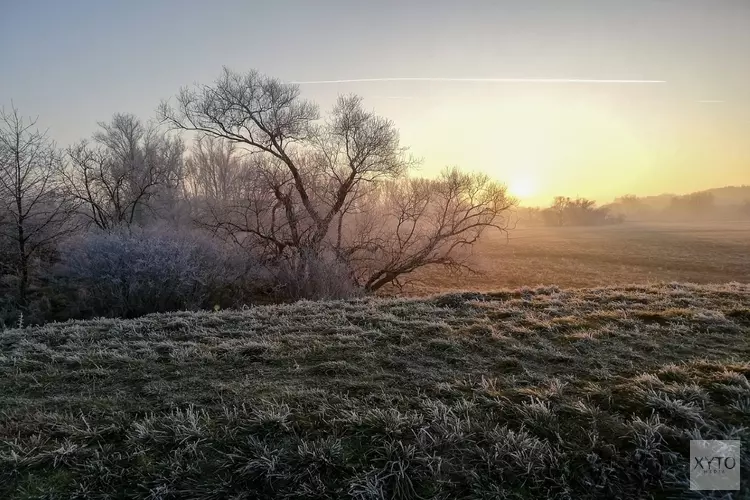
[54,226,261,318]
[1,227,364,326]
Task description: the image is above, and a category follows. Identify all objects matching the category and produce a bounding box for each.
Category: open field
[408,221,750,294]
[2,283,749,498]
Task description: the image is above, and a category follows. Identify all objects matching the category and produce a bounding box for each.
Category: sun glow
[507,176,538,200]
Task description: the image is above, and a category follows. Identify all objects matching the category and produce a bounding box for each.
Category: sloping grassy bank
[1,283,749,498]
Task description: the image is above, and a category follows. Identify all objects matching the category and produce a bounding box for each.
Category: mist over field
[2,1,749,498]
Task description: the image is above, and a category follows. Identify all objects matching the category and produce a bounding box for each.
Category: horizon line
[289,77,667,84]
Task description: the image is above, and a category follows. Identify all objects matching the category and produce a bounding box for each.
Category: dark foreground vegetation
[2,283,748,499]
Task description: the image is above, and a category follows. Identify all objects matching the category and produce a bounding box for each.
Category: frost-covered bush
[56,226,262,318]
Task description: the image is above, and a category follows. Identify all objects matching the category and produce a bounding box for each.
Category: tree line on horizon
[0,68,517,326]
[521,196,624,227]
[520,188,750,227]
[611,190,750,221]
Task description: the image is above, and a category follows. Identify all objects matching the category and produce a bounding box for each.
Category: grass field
[2,283,749,498]
[408,220,750,294]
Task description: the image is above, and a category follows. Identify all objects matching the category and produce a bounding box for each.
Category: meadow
[3,3,750,497]
[409,220,750,294]
[2,283,749,498]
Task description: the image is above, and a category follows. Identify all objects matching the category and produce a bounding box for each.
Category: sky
[1,0,749,205]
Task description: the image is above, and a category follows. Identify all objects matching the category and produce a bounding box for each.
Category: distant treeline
[521,197,624,227]
[520,187,750,226]
[608,189,750,222]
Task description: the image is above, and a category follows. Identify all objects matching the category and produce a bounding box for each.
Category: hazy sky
[2,0,749,204]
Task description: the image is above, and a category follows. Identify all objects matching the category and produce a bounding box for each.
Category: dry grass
[1,283,749,498]
[407,221,750,294]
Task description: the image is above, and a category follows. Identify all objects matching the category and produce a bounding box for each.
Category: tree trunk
[15,142,28,309]
[17,226,28,309]
[365,272,397,292]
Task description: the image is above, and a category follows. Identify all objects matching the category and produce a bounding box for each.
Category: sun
[507,176,537,200]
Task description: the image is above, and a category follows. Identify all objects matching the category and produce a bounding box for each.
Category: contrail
[290,77,666,84]
[371,95,414,100]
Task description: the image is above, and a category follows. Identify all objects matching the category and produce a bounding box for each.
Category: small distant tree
[615,194,641,208]
[62,114,184,229]
[540,196,615,226]
[547,196,568,226]
[565,198,595,224]
[0,106,77,308]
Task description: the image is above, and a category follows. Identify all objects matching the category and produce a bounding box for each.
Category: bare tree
[547,196,568,226]
[616,194,640,207]
[160,69,411,250]
[185,135,246,200]
[0,106,77,307]
[347,168,515,291]
[61,114,184,229]
[161,68,516,291]
[565,197,597,225]
[542,196,614,226]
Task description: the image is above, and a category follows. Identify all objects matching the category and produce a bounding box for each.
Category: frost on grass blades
[1,284,749,498]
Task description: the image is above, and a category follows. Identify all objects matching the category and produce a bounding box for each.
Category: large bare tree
[0,107,77,307]
[162,68,515,291]
[62,114,184,229]
[161,69,410,247]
